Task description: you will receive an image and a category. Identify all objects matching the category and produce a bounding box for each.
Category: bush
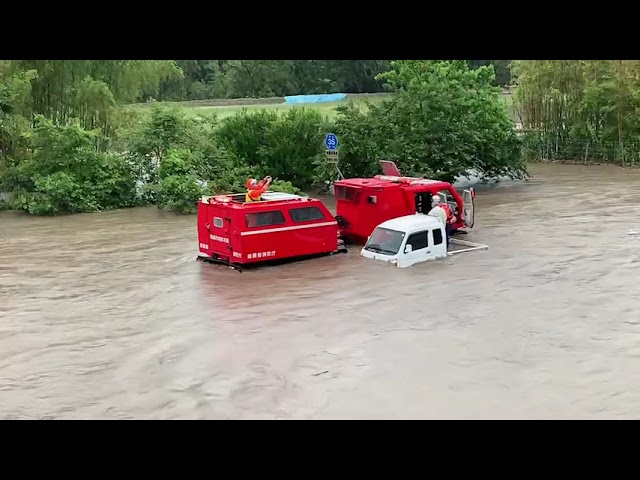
[155,174,203,214]
[119,106,250,212]
[151,148,202,214]
[269,179,303,195]
[216,108,326,187]
[2,116,138,215]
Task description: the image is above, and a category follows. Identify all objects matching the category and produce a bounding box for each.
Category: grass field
[129,93,391,120]
[129,92,517,122]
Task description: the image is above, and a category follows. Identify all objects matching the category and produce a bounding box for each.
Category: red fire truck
[334,161,475,245]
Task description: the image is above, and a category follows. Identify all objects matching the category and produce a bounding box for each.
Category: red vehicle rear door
[207,205,234,258]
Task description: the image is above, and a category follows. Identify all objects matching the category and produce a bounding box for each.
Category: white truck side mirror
[404,244,413,254]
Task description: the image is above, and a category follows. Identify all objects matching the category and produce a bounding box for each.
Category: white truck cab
[361,215,448,268]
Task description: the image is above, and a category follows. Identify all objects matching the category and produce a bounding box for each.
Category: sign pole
[324,133,343,181]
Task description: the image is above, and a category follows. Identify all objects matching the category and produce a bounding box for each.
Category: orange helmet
[246,178,258,189]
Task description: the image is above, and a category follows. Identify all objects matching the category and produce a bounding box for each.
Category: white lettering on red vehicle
[210,234,229,243]
[232,252,242,259]
[199,243,209,250]
[247,251,276,259]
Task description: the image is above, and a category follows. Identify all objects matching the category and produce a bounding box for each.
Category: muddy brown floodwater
[3,163,640,419]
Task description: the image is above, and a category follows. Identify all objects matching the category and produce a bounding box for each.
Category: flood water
[2,163,640,419]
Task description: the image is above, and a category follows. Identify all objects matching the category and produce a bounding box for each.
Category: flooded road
[2,163,640,419]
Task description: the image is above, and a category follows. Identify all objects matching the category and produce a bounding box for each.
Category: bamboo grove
[514,60,640,165]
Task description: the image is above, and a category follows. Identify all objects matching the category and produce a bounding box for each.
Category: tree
[1,116,137,215]
[467,60,512,86]
[333,60,526,183]
[6,60,182,131]
[215,108,327,186]
[513,60,640,163]
[122,105,250,212]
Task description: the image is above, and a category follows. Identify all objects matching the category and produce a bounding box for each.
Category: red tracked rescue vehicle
[196,162,476,270]
[197,191,346,271]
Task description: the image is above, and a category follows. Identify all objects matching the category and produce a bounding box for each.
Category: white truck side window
[432,228,444,246]
[406,231,429,251]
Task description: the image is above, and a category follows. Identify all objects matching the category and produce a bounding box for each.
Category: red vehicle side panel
[198,195,340,266]
[237,202,338,263]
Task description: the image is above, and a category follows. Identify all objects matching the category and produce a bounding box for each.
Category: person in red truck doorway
[439,200,457,247]
[245,176,272,202]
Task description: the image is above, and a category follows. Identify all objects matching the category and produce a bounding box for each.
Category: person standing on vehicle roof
[428,195,453,247]
[245,176,272,202]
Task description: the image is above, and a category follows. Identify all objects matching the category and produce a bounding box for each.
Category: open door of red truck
[380,160,402,177]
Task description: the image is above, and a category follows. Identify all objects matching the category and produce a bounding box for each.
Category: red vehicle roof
[201,192,322,210]
[336,178,398,189]
[336,177,453,191]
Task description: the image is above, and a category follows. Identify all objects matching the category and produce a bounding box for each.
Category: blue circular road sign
[325,133,339,151]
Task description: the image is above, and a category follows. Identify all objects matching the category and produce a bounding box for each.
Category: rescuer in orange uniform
[438,199,457,246]
[429,194,456,247]
[245,176,272,202]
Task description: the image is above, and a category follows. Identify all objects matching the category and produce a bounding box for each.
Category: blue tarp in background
[284,93,347,104]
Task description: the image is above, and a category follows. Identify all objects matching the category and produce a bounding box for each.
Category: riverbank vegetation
[0,60,523,215]
[514,60,640,166]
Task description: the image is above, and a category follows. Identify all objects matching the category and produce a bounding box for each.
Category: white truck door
[462,188,475,228]
[400,230,430,267]
[430,227,448,259]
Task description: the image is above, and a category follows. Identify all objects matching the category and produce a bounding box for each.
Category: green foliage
[124,107,250,213]
[1,116,137,215]
[134,104,190,161]
[70,76,116,133]
[513,60,640,163]
[0,69,36,157]
[152,149,203,214]
[215,108,326,186]
[4,60,181,132]
[333,60,526,183]
[269,179,303,195]
[467,60,512,86]
[331,103,389,178]
[1,60,530,217]
[215,109,275,169]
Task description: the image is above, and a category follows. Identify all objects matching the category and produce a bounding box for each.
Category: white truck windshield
[365,227,406,255]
